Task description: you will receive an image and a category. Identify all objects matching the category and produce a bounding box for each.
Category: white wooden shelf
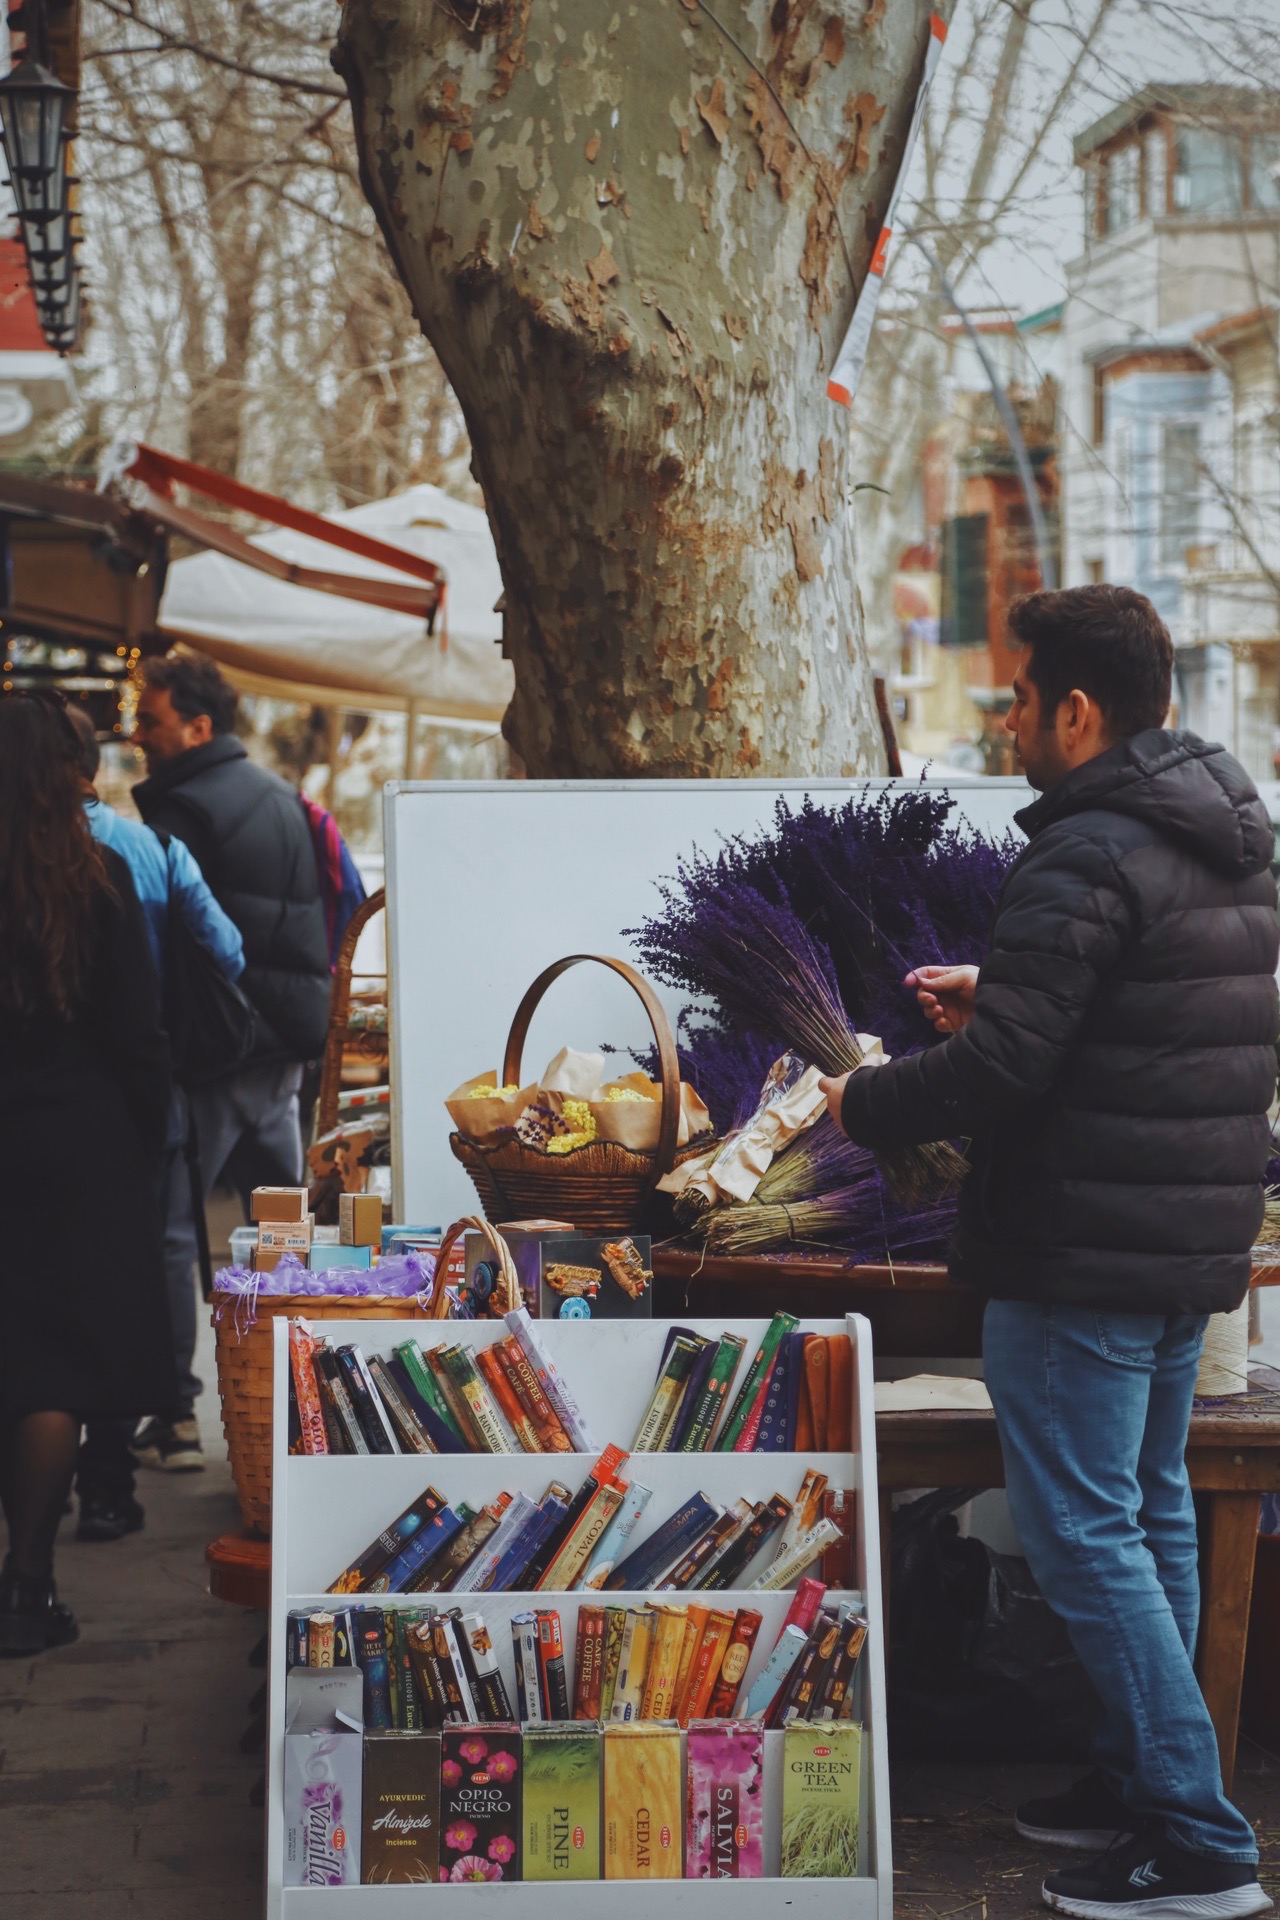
[265,1313,890,1919]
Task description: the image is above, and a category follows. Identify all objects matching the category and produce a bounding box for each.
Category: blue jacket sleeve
[840,823,1133,1148]
[165,834,246,981]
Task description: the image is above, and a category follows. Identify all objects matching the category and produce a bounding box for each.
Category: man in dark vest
[132,653,330,1468]
[823,586,1276,1920]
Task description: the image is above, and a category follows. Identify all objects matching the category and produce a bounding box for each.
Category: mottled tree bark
[335,0,933,776]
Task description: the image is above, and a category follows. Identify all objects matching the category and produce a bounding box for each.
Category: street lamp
[0,58,72,209]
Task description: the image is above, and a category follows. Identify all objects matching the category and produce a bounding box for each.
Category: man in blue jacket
[68,706,244,1537]
[822,587,1276,1920]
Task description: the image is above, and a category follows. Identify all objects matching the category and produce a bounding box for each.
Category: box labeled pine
[361,1731,440,1885]
[781,1720,862,1879]
[440,1725,522,1884]
[522,1722,602,1882]
[603,1723,681,1880]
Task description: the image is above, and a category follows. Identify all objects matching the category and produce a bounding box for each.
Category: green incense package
[679,1334,746,1453]
[522,1722,602,1882]
[781,1720,862,1878]
[717,1314,797,1452]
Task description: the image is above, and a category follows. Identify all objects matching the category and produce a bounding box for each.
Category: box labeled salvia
[361,1730,440,1885]
[251,1185,309,1223]
[686,1720,764,1879]
[440,1723,522,1883]
[282,1668,364,1888]
[603,1723,681,1880]
[781,1720,862,1879]
[523,1722,602,1882]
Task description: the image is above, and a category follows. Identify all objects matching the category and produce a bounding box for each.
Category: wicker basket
[450,952,712,1233]
[213,1290,432,1537]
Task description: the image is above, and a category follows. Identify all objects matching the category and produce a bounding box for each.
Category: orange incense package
[682,1609,735,1724]
[475,1345,542,1451]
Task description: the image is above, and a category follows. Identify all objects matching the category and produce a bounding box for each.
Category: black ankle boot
[0,1558,78,1656]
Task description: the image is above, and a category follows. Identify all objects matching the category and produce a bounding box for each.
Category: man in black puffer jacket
[131,653,330,1467]
[825,586,1277,1920]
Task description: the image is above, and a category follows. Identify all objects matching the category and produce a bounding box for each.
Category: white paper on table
[874,1374,992,1413]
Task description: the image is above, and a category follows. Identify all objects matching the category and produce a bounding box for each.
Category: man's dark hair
[65,698,100,780]
[1008,585,1173,739]
[142,652,238,734]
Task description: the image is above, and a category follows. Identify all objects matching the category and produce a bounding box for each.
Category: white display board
[266,1311,890,1918]
[385,777,1031,1224]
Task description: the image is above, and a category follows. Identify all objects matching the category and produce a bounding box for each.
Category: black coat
[840,731,1280,1315]
[134,736,330,1065]
[0,847,177,1417]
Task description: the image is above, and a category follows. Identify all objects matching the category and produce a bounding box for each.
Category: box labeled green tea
[781,1720,861,1878]
[522,1723,602,1883]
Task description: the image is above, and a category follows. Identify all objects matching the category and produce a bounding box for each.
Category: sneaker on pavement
[1042,1829,1272,1920]
[1018,1772,1135,1850]
[76,1493,146,1543]
[132,1416,205,1472]
[0,1559,79,1657]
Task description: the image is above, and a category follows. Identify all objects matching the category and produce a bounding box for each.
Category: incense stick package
[581,1482,653,1591]
[493,1337,573,1454]
[505,1309,597,1451]
[439,1345,516,1454]
[523,1722,603,1883]
[474,1345,543,1452]
[686,1721,764,1880]
[682,1609,735,1724]
[455,1611,514,1723]
[781,1720,861,1878]
[658,1508,740,1592]
[814,1612,868,1721]
[532,1446,629,1591]
[632,1336,703,1451]
[492,1488,570,1591]
[742,1623,808,1719]
[452,1492,539,1595]
[535,1610,571,1721]
[821,1487,857,1588]
[598,1606,628,1721]
[605,1493,720,1592]
[372,1505,466,1595]
[511,1612,545,1725]
[603,1724,682,1880]
[769,1608,842,1728]
[406,1617,447,1729]
[609,1607,657,1722]
[638,1605,687,1721]
[432,1615,475,1724]
[288,1321,329,1456]
[440,1724,523,1883]
[776,1470,829,1566]
[328,1488,447,1595]
[367,1357,436,1456]
[390,1609,424,1729]
[425,1347,487,1451]
[671,1604,711,1727]
[678,1334,747,1452]
[705,1608,762,1718]
[716,1314,798,1452]
[410,1501,504,1595]
[780,1575,827,1642]
[688,1498,755,1590]
[751,1519,843,1591]
[700,1493,791,1591]
[307,1609,335,1668]
[361,1729,440,1885]
[573,1605,606,1720]
[394,1339,466,1447]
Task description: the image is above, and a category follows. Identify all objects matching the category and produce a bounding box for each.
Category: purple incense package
[283,1669,364,1887]
[685,1720,764,1880]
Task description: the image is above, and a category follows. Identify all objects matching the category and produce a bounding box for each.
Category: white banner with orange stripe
[827,10,947,409]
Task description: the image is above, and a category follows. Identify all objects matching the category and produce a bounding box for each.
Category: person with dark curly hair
[0,692,174,1654]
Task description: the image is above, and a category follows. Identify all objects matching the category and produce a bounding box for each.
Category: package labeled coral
[440,1724,522,1884]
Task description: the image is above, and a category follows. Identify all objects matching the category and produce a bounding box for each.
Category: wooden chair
[315,887,387,1137]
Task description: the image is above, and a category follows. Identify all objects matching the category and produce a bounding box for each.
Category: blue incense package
[604,1492,720,1592]
[373,1507,465,1594]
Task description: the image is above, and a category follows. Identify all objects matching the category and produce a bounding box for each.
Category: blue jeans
[983,1300,1257,1862]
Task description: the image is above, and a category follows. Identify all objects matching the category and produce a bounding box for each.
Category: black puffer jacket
[134,736,330,1066]
[841,731,1280,1314]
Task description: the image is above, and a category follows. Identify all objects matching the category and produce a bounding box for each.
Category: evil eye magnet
[470,1259,498,1304]
[559,1297,591,1320]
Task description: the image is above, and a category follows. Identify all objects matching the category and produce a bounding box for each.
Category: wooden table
[654,1247,1280,1791]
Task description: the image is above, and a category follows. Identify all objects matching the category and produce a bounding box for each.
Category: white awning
[158,483,514,721]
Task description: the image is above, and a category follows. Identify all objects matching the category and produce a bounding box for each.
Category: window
[1086,558,1105,585]
[1101,142,1142,233]
[939,514,989,648]
[1092,366,1108,446]
[1171,130,1244,214]
[1248,133,1280,211]
[1160,421,1201,566]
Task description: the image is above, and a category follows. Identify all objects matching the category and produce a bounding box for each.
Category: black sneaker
[1042,1829,1272,1919]
[132,1416,204,1472]
[1018,1772,1134,1850]
[0,1560,79,1657]
[76,1493,145,1544]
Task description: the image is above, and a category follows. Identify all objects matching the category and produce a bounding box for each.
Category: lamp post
[0,53,80,355]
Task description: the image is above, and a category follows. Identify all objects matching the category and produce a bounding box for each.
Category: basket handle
[420,1215,520,1320]
[502,954,682,1178]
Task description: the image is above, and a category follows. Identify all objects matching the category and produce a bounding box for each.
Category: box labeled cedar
[781,1720,862,1879]
[685,1720,763,1879]
[522,1722,602,1883]
[361,1731,440,1885]
[603,1723,681,1880]
[440,1724,522,1884]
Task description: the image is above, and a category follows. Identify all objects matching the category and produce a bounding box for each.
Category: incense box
[328,1487,446,1594]
[361,1730,440,1885]
[440,1724,522,1883]
[283,1669,364,1888]
[536,1610,571,1720]
[670,1604,710,1726]
[307,1610,335,1668]
[456,1611,514,1723]
[639,1605,687,1721]
[742,1623,807,1719]
[523,1722,603,1883]
[705,1607,762,1718]
[581,1481,653,1590]
[573,1605,606,1720]
[750,1518,843,1591]
[598,1606,628,1720]
[511,1612,545,1724]
[781,1720,862,1878]
[609,1607,656,1722]
[682,1609,735,1724]
[777,1470,829,1565]
[686,1720,764,1879]
[505,1308,597,1450]
[603,1723,682,1880]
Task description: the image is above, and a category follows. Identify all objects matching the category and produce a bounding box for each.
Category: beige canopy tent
[157,482,513,724]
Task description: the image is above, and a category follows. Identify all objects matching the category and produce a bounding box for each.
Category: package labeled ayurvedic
[603,1723,682,1880]
[685,1720,764,1879]
[781,1720,862,1878]
[440,1724,522,1883]
[361,1730,440,1885]
[522,1722,603,1883]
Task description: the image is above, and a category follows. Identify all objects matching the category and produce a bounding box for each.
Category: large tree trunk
[335,0,933,776]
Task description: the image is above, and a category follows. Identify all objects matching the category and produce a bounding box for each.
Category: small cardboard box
[781,1720,862,1879]
[252,1246,306,1274]
[440,1724,522,1884]
[283,1668,364,1887]
[257,1219,313,1253]
[686,1720,764,1879]
[362,1730,440,1886]
[251,1185,309,1224]
[523,1722,602,1883]
[340,1192,384,1248]
[603,1723,681,1879]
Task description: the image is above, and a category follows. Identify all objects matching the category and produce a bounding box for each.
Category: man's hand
[906,964,979,1035]
[818,1069,869,1126]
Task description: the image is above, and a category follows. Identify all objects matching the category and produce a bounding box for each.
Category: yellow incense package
[609,1608,656,1723]
[603,1724,682,1879]
[639,1606,686,1721]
